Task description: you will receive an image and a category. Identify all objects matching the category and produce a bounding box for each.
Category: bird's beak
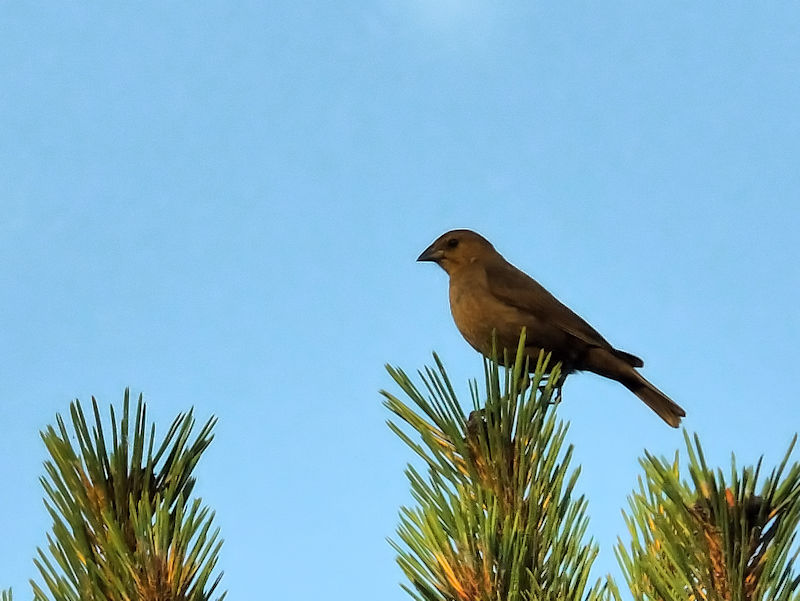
[417,243,444,263]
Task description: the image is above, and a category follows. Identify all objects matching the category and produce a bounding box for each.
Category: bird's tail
[584,348,686,428]
[584,347,684,427]
[612,348,644,368]
[622,373,685,428]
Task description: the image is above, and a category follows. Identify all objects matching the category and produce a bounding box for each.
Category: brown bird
[417,229,685,427]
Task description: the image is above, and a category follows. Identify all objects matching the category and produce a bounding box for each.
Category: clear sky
[2,2,799,598]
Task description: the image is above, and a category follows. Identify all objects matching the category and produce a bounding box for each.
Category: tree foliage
[383,333,615,601]
[617,432,800,601]
[385,334,800,601]
[31,389,224,601]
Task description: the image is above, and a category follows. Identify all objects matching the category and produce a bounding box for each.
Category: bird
[417,229,685,427]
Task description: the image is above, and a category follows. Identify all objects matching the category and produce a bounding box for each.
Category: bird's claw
[536,384,562,404]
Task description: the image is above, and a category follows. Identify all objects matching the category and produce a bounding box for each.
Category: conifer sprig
[383,332,614,601]
[31,389,225,601]
[617,431,800,601]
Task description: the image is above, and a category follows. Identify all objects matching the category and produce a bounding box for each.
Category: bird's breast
[448,275,521,356]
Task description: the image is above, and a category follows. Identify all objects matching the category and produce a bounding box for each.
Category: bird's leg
[552,370,569,404]
[551,382,563,405]
[536,382,559,404]
[537,371,566,404]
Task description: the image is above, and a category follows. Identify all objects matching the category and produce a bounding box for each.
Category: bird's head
[417,229,496,274]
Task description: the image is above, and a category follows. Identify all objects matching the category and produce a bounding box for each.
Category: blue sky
[2,2,799,598]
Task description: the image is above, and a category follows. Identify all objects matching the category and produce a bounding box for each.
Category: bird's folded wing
[485,261,614,351]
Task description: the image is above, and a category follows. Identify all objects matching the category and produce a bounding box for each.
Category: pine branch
[31,389,225,601]
[617,431,800,601]
[383,331,614,601]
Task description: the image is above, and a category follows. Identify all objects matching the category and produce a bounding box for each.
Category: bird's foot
[536,374,564,404]
[537,384,561,404]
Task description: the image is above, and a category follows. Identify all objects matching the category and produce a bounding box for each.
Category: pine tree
[384,332,800,601]
[617,432,800,601]
[29,389,225,601]
[383,333,616,601]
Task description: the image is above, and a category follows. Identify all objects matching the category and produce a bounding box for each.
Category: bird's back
[451,253,644,368]
[484,256,613,347]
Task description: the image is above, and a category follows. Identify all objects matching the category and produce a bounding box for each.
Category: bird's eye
[447,238,459,249]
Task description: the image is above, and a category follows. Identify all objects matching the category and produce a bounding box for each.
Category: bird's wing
[485,260,614,351]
